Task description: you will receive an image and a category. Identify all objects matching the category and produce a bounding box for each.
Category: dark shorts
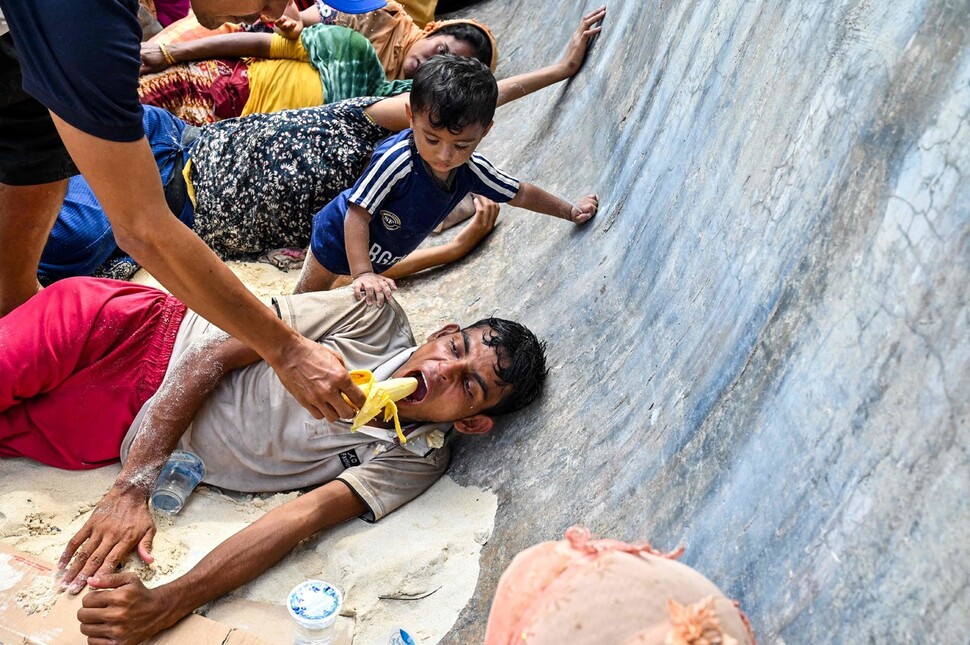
[0,34,78,185]
[0,0,145,185]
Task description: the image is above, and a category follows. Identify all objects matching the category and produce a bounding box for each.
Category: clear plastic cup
[149,450,206,514]
[288,580,342,645]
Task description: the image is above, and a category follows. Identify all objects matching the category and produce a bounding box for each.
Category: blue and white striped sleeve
[466,153,521,203]
[348,138,414,214]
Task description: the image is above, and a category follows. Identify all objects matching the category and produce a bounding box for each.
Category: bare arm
[78,481,366,645]
[346,203,397,307]
[497,6,605,107]
[140,32,273,74]
[362,6,606,131]
[59,335,261,591]
[345,203,375,279]
[509,182,598,224]
[364,92,412,132]
[343,194,499,284]
[299,5,321,27]
[52,119,363,423]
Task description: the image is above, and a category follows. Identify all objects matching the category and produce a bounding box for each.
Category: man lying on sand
[0,276,546,643]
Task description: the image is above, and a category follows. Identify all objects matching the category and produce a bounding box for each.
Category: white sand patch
[214,476,497,644]
[15,572,60,616]
[0,459,495,643]
[0,460,117,564]
[2,262,496,643]
[130,260,300,299]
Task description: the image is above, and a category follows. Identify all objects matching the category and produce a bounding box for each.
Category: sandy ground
[0,261,499,644]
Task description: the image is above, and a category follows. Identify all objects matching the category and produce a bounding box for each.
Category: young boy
[296,53,599,305]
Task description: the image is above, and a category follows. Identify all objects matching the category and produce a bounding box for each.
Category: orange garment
[484,527,756,645]
[333,0,496,79]
[396,0,435,27]
[147,9,246,46]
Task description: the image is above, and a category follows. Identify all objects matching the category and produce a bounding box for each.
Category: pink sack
[484,526,756,645]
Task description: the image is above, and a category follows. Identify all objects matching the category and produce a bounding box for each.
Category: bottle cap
[287,580,342,629]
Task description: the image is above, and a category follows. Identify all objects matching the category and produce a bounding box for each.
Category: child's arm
[331,195,500,288]
[374,196,498,278]
[510,183,599,224]
[345,203,397,307]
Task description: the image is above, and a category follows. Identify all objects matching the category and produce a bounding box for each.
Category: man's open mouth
[403,371,427,402]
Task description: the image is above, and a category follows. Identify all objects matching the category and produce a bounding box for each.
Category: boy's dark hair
[428,23,493,69]
[411,54,497,134]
[463,317,548,417]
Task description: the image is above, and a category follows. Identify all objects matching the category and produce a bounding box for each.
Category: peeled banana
[345,370,418,444]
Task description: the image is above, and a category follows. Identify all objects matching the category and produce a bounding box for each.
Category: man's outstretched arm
[77,481,366,645]
[59,334,260,592]
[51,115,364,424]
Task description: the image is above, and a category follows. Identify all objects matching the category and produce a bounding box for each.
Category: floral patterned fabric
[188,96,391,257]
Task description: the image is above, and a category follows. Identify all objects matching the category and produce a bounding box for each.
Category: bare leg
[433,192,477,234]
[293,252,340,294]
[0,179,68,316]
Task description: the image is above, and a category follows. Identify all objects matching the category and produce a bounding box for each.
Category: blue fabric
[310,129,520,275]
[39,107,193,281]
[0,0,144,142]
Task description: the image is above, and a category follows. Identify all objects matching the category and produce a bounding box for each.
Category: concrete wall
[405,1,969,641]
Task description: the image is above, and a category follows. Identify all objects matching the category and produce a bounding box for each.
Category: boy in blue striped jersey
[297,54,599,305]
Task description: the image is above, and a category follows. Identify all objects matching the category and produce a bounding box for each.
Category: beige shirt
[121,288,451,521]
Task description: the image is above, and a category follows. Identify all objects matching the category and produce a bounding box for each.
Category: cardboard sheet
[0,543,271,645]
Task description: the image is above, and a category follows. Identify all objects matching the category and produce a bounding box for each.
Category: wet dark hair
[410,54,497,134]
[464,317,548,417]
[428,23,493,69]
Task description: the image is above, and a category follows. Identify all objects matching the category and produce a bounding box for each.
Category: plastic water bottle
[369,627,416,645]
[150,450,206,514]
[287,580,342,645]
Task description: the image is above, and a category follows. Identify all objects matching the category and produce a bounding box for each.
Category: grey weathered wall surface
[404,1,970,641]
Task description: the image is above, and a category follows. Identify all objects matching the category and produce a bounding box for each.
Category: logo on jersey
[369,242,406,268]
[380,210,401,231]
[338,449,361,468]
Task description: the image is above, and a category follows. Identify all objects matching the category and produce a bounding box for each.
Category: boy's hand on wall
[353,272,397,308]
[570,194,599,224]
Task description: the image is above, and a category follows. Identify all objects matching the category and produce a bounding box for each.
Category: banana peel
[343,370,418,444]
